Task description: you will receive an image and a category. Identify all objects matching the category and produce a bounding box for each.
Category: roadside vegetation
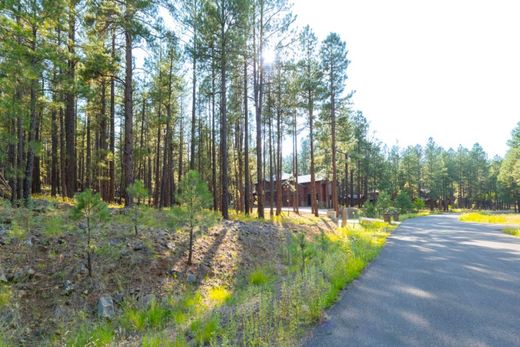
[459,212,520,237]
[459,212,520,225]
[0,194,395,346]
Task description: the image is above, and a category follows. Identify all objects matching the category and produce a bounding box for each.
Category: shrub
[395,191,413,213]
[170,171,214,265]
[413,198,425,211]
[71,189,109,277]
[363,201,377,218]
[126,180,149,235]
[375,192,392,216]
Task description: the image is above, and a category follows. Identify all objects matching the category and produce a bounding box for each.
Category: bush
[395,191,413,213]
[413,198,425,211]
[375,192,392,216]
[248,268,271,286]
[363,201,377,218]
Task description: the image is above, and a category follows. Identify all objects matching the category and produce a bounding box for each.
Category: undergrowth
[62,217,394,346]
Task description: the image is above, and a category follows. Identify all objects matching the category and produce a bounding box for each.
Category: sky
[292,0,520,157]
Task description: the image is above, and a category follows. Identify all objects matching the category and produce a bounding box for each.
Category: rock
[109,239,121,246]
[187,273,197,284]
[139,294,156,308]
[53,305,68,320]
[63,280,74,295]
[25,238,33,247]
[97,295,115,319]
[132,242,145,251]
[113,292,124,305]
[76,263,88,276]
[0,225,6,236]
[0,267,7,283]
[13,267,35,282]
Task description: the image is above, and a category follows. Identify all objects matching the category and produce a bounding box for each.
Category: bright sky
[292,0,520,157]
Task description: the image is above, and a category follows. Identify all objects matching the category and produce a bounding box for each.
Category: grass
[229,209,321,226]
[459,212,520,238]
[503,227,520,237]
[65,322,114,347]
[207,286,231,306]
[2,196,395,346]
[65,218,394,346]
[459,212,520,224]
[248,267,273,286]
[0,285,12,309]
[399,210,431,221]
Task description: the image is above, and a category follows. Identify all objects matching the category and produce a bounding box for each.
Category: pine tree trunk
[309,91,318,216]
[220,12,229,220]
[123,27,134,206]
[254,10,265,219]
[243,55,250,214]
[109,31,116,202]
[65,5,77,198]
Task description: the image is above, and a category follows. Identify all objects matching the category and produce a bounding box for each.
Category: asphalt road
[303,214,520,347]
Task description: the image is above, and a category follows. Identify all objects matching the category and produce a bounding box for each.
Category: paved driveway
[304,214,520,347]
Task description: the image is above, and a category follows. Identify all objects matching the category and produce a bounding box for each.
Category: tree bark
[219,8,229,220]
[65,5,77,198]
[123,27,134,206]
[243,54,250,214]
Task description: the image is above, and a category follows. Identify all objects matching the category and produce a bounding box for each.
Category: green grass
[14,197,394,346]
[399,210,431,221]
[248,267,273,286]
[65,322,114,347]
[207,286,231,306]
[0,285,12,309]
[459,212,520,224]
[503,227,520,237]
[120,301,170,333]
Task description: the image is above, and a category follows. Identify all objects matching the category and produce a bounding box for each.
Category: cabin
[256,173,332,208]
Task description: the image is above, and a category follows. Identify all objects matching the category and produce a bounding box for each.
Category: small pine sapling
[169,171,213,265]
[71,189,109,277]
[126,180,149,235]
[298,232,306,274]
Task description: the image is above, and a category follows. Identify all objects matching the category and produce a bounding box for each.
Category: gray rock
[76,263,88,276]
[13,267,34,282]
[97,295,115,319]
[113,292,124,305]
[187,273,197,284]
[133,242,145,251]
[0,266,6,283]
[25,238,33,247]
[53,305,68,320]
[109,239,121,246]
[140,294,156,308]
[63,280,74,295]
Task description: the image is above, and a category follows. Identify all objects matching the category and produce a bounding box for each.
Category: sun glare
[263,47,276,66]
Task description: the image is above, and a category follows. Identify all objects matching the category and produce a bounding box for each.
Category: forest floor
[0,197,396,346]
